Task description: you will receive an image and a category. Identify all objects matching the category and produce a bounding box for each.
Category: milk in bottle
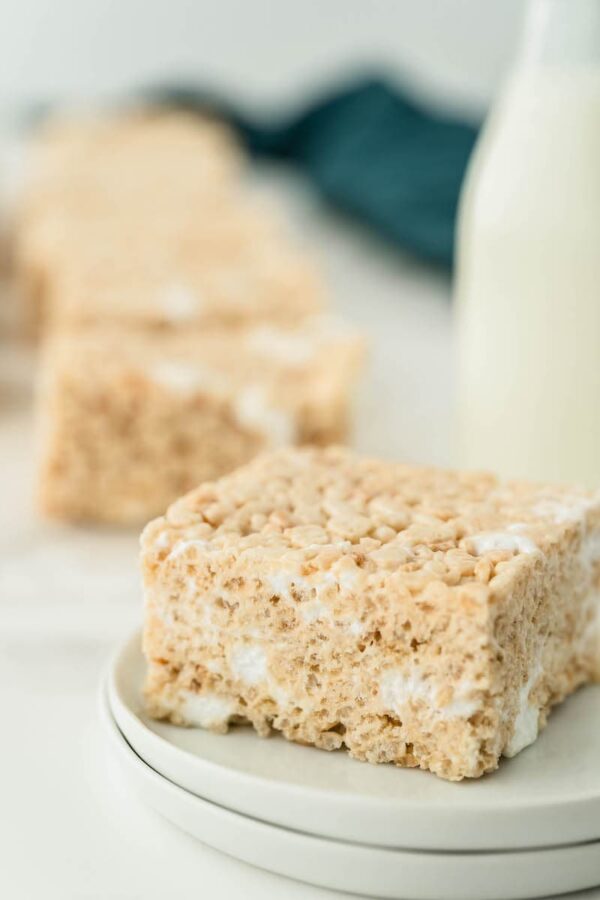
[456,0,600,486]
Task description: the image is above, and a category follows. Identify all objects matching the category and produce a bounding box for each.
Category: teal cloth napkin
[149,76,479,268]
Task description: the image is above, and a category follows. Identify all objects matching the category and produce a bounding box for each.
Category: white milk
[455,0,600,487]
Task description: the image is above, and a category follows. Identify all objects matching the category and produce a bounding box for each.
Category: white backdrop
[0,0,526,117]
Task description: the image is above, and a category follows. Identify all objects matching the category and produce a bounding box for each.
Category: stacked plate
[102,632,600,900]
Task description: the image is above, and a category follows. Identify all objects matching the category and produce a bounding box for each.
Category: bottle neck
[519,0,600,66]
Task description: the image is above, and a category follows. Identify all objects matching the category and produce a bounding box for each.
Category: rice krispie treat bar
[142,446,600,781]
[24,213,324,334]
[17,108,241,226]
[37,322,363,524]
[12,108,242,334]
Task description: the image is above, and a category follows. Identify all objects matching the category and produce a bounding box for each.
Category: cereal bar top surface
[26,107,240,190]
[53,240,325,326]
[144,446,600,588]
[44,319,363,394]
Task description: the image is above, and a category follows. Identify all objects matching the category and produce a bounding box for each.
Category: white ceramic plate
[109,630,600,852]
[101,688,600,900]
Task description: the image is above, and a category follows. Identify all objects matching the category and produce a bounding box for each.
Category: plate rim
[108,629,600,851]
[100,686,600,900]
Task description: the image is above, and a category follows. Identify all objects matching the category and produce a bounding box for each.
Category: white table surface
[1,169,596,900]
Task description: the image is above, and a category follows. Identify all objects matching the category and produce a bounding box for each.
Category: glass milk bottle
[455,0,600,486]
